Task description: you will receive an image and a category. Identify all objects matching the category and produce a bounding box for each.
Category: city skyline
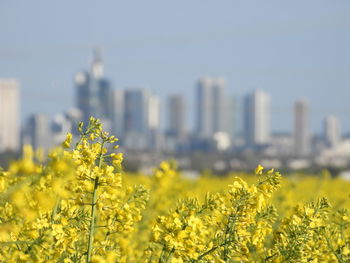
[1,1,350,133]
[1,52,349,164]
[2,51,349,142]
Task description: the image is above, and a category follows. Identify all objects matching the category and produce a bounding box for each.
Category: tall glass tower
[75,49,112,128]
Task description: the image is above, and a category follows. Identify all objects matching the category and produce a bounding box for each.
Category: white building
[111,89,124,139]
[196,77,228,139]
[294,99,311,156]
[244,89,270,146]
[0,79,20,152]
[148,95,162,151]
[324,115,341,148]
[148,95,160,131]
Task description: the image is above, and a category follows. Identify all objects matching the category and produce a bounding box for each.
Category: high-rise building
[324,115,341,148]
[196,77,228,139]
[168,94,186,138]
[230,96,246,147]
[111,89,125,139]
[148,95,162,151]
[124,89,150,134]
[196,77,212,138]
[75,50,113,129]
[243,90,270,146]
[25,114,52,151]
[123,88,150,150]
[294,99,311,156]
[0,79,20,152]
[148,95,160,131]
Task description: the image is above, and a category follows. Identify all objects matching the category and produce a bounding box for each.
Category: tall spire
[91,47,104,78]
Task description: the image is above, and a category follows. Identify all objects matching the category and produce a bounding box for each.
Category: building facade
[111,89,125,140]
[168,94,186,138]
[324,115,341,148]
[244,89,270,146]
[0,79,20,152]
[25,114,51,151]
[75,50,113,129]
[196,77,228,139]
[123,88,151,150]
[294,99,311,156]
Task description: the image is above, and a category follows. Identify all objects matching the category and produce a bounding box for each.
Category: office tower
[294,99,311,156]
[230,96,246,147]
[148,95,162,150]
[25,114,51,151]
[124,89,150,134]
[168,94,186,138]
[212,78,226,133]
[196,77,228,139]
[75,49,113,128]
[111,89,125,139]
[324,115,341,148]
[148,95,160,131]
[124,88,150,150]
[0,79,20,152]
[196,77,212,138]
[243,90,270,146]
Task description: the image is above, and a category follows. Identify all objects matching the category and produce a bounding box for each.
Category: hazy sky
[1,0,350,134]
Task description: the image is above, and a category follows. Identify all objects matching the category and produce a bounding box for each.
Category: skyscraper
[148,95,162,150]
[196,77,228,139]
[324,115,341,148]
[228,95,246,147]
[196,77,212,138]
[111,89,125,139]
[168,94,186,138]
[25,114,51,151]
[0,79,20,152]
[294,99,311,156]
[124,89,150,134]
[123,88,151,150]
[75,50,113,128]
[243,90,270,146]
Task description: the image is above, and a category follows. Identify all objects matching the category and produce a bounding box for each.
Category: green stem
[223,216,232,261]
[323,230,345,263]
[86,141,105,263]
[158,245,166,263]
[196,241,229,261]
[165,247,175,263]
[51,196,60,223]
[86,176,99,263]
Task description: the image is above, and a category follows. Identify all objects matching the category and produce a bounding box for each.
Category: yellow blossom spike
[255,164,264,175]
[62,132,72,148]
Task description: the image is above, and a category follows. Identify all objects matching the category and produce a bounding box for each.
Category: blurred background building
[244,90,270,147]
[2,49,348,173]
[294,99,311,157]
[0,79,20,153]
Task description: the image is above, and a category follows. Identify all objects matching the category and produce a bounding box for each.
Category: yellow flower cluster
[0,117,148,263]
[0,117,350,262]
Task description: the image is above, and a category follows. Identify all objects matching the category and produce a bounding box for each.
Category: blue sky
[1,0,350,133]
